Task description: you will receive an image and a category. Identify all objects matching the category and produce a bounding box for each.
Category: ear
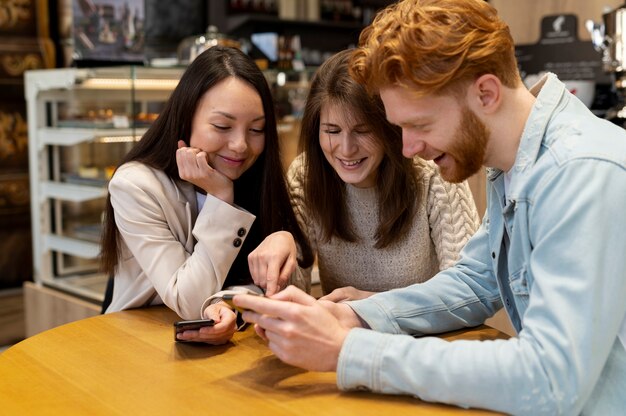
[468,74,502,115]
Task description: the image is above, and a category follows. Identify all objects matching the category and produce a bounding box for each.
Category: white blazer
[106,162,258,319]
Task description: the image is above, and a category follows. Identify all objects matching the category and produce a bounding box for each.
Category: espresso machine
[587,2,626,125]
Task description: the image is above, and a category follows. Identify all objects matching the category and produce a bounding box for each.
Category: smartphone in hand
[222,292,263,314]
[173,318,215,342]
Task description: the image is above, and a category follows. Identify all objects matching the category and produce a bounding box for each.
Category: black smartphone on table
[173,318,215,342]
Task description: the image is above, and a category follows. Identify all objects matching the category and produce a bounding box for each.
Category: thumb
[218,304,235,321]
[319,291,343,303]
[203,304,222,322]
[319,287,349,303]
[177,140,186,149]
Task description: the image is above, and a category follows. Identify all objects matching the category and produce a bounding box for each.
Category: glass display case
[25,66,184,301]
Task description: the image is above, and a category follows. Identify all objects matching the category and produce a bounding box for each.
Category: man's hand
[248,231,297,296]
[235,286,361,371]
[176,140,234,204]
[317,298,369,330]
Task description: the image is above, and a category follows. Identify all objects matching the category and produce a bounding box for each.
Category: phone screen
[173,319,215,342]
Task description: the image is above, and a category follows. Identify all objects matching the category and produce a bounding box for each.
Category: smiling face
[189,77,265,181]
[379,84,489,183]
[318,100,385,188]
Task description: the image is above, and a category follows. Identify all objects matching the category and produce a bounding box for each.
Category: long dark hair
[300,49,420,248]
[101,46,313,277]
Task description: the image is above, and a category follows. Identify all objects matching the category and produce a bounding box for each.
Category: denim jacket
[337,73,626,415]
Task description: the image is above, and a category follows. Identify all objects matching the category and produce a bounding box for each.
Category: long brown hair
[299,49,420,248]
[101,46,313,276]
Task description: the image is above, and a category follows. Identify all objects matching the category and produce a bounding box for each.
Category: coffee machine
[587,2,626,125]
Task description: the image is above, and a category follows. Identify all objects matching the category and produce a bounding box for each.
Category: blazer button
[237,227,246,237]
[233,238,242,247]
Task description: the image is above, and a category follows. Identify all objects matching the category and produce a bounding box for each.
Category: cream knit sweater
[287,153,481,295]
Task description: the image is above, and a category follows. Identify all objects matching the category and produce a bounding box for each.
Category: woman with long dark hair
[288,49,479,300]
[100,46,313,344]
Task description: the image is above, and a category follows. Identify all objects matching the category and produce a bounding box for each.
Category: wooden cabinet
[0,0,54,291]
[0,0,55,345]
[24,281,99,337]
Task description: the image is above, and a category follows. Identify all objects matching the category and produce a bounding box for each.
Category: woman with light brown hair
[287,49,480,300]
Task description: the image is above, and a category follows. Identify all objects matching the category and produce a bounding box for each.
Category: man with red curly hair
[236,0,626,413]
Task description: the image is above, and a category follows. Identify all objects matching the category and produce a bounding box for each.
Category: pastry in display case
[25,66,184,301]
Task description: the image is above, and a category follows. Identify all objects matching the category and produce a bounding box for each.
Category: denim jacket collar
[486,73,565,200]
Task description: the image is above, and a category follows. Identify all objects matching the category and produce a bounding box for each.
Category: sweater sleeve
[286,153,318,254]
[286,153,315,293]
[424,163,480,269]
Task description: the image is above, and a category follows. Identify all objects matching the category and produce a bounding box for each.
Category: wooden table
[0,306,508,415]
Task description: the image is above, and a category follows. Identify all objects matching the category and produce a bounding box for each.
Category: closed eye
[413,125,431,133]
[211,124,230,131]
[322,129,341,135]
[409,120,432,131]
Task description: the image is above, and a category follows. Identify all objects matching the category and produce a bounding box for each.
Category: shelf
[37,127,146,148]
[25,67,185,102]
[224,13,365,55]
[227,14,364,34]
[44,235,100,259]
[41,181,107,202]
